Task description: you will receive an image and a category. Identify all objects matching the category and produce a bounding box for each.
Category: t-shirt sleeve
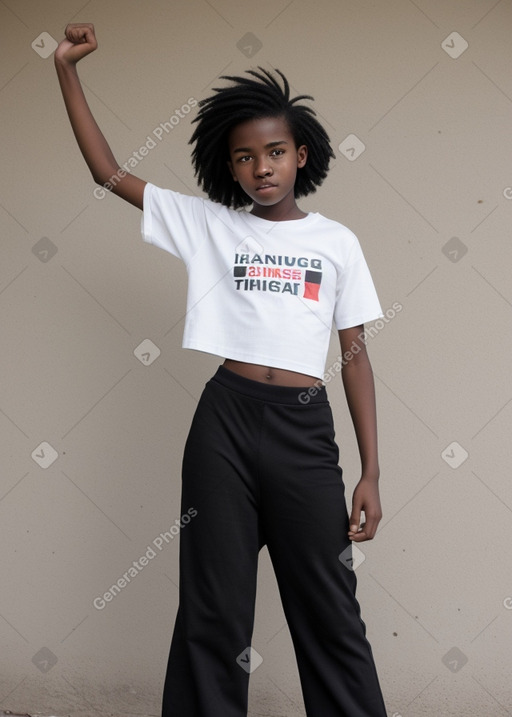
[334,232,384,330]
[140,182,207,265]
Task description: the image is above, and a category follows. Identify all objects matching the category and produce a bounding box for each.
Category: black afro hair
[189,67,336,208]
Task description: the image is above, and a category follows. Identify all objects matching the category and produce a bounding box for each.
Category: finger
[65,24,82,40]
[65,23,95,45]
[352,516,380,542]
[350,530,368,542]
[349,521,368,541]
[348,510,360,535]
[81,26,97,46]
[366,516,380,539]
[361,522,376,541]
[66,29,86,44]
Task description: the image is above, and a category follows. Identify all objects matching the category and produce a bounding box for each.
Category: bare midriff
[223,359,319,387]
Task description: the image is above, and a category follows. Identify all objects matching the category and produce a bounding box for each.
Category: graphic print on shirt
[233,251,323,301]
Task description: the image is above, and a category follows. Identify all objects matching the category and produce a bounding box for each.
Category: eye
[271,148,284,156]
[238,155,252,163]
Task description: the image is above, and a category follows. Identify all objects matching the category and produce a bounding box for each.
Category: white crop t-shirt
[141,182,383,379]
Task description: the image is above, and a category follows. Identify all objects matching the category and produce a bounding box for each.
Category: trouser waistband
[210,364,327,405]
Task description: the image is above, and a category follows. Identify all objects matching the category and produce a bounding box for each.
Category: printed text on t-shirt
[233,253,323,301]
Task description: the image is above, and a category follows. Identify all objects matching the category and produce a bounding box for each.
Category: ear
[227,160,238,181]
[297,144,308,169]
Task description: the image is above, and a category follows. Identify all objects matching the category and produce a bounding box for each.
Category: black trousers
[162,365,387,717]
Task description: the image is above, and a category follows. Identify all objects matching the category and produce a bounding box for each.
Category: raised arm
[54,23,146,210]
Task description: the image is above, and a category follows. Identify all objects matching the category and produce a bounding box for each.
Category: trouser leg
[161,378,263,717]
[260,400,387,717]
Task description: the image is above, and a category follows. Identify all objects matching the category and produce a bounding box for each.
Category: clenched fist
[54,23,98,65]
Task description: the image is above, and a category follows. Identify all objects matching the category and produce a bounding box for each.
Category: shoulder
[144,181,205,208]
[145,182,242,224]
[315,211,357,234]
[312,212,361,254]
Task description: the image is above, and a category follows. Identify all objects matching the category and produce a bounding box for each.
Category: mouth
[256,183,277,191]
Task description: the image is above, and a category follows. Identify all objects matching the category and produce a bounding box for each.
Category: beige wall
[1,1,511,715]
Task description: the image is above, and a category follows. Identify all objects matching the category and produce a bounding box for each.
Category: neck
[250,197,307,222]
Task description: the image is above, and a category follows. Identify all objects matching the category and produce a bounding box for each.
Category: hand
[348,476,382,542]
[54,23,98,65]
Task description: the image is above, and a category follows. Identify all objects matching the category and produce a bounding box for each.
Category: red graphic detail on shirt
[303,270,322,302]
[247,266,302,280]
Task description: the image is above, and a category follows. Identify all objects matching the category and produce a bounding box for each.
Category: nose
[254,155,272,177]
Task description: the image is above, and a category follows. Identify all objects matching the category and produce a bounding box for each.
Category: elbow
[92,172,112,189]
[92,171,105,186]
[91,176,113,201]
[92,163,120,190]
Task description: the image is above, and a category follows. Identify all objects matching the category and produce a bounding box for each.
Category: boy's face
[227,115,307,213]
